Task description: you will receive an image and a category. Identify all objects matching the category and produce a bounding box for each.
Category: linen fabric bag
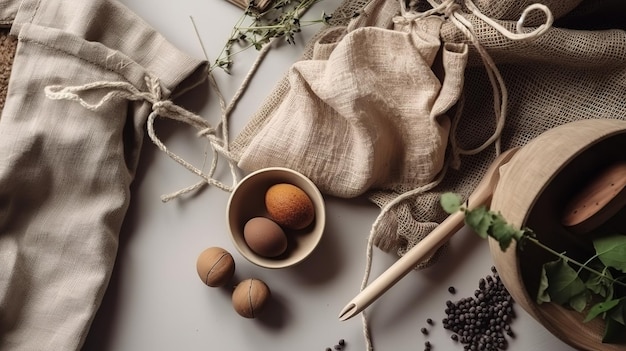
[234,11,468,200]
[232,0,626,259]
[0,0,207,349]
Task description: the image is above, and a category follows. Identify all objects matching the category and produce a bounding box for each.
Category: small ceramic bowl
[489,118,626,350]
[226,167,326,269]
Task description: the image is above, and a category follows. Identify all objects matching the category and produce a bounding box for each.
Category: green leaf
[541,258,588,310]
[537,268,552,305]
[584,299,621,323]
[464,206,492,239]
[440,193,462,214]
[489,213,520,251]
[570,293,588,313]
[593,235,626,273]
[584,266,614,299]
[537,263,551,304]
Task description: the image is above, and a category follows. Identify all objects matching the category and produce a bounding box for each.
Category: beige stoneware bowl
[489,118,626,350]
[226,167,326,269]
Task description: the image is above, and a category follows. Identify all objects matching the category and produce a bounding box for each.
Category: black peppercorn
[442,268,516,351]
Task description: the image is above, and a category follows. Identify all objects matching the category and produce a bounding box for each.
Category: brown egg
[196,247,235,287]
[243,217,288,257]
[232,278,271,318]
[265,183,315,230]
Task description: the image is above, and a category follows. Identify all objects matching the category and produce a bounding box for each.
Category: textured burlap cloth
[231,0,626,263]
[0,29,16,112]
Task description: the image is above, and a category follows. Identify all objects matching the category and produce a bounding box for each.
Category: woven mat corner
[0,29,17,113]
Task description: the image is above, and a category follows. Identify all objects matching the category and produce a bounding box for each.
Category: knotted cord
[44,35,273,202]
[45,75,239,200]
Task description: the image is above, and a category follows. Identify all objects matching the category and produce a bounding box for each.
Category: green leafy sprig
[441,192,626,343]
[211,0,347,73]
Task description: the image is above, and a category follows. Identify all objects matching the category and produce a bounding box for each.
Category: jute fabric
[0,30,16,112]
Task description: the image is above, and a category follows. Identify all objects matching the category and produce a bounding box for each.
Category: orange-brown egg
[265,183,315,230]
[243,217,288,257]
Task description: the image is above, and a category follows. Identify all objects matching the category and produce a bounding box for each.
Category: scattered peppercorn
[448,286,456,294]
[424,340,432,350]
[421,327,429,335]
[442,266,515,351]
[427,318,434,325]
[326,339,346,351]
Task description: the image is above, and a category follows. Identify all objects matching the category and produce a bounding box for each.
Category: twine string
[44,74,239,201]
[43,24,274,202]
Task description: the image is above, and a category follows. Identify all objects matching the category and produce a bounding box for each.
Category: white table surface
[83,1,576,350]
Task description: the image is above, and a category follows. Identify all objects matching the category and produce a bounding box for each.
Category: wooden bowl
[489,119,626,350]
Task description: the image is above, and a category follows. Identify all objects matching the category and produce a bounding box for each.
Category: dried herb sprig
[441,192,626,343]
[212,0,336,73]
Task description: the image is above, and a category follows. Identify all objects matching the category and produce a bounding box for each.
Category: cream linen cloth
[235,16,468,198]
[0,0,207,349]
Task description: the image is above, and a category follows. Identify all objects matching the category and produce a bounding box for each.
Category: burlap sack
[0,1,207,349]
[232,0,626,258]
